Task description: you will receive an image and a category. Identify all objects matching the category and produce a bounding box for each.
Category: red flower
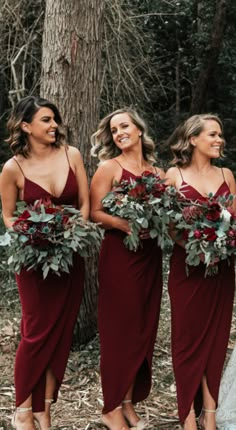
[152,183,166,197]
[142,171,156,178]
[45,207,59,214]
[206,202,221,221]
[128,183,146,198]
[16,210,31,221]
[194,229,202,239]
[228,229,236,238]
[203,227,217,241]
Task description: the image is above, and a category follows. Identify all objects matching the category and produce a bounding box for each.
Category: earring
[139,133,142,137]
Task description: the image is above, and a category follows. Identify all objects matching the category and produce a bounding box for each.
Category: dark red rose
[206,202,221,221]
[142,171,155,178]
[128,183,146,198]
[17,210,31,221]
[45,207,58,214]
[152,183,166,197]
[203,227,217,241]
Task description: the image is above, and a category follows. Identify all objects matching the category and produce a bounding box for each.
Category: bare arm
[0,159,20,228]
[90,161,130,233]
[164,167,186,247]
[223,168,236,214]
[68,146,89,220]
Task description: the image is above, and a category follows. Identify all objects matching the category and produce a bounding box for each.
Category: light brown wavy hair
[169,114,225,167]
[91,107,156,164]
[6,96,66,157]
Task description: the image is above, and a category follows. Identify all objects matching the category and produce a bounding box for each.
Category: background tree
[40,0,105,345]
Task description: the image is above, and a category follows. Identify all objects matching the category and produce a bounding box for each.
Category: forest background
[0,1,236,428]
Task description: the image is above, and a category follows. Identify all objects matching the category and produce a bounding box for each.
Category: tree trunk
[40,0,105,346]
[190,0,227,114]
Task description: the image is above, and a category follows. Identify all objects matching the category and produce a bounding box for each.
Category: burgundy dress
[14,161,85,412]
[168,180,235,424]
[98,168,163,414]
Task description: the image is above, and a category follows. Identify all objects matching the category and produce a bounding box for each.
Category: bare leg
[33,368,57,430]
[102,405,130,430]
[122,384,141,426]
[199,375,216,430]
[13,395,36,430]
[183,404,198,430]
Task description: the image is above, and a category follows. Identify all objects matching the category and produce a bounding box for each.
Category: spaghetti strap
[13,157,25,178]
[178,168,184,181]
[65,147,71,168]
[221,168,226,182]
[113,159,123,169]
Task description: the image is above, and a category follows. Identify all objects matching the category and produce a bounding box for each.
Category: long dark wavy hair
[6,96,66,157]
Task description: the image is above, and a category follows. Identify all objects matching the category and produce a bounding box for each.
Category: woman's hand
[113,217,131,234]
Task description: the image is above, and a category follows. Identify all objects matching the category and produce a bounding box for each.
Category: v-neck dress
[168,180,235,424]
[14,160,85,412]
[98,167,163,413]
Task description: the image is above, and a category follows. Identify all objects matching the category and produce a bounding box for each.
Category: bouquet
[0,198,104,279]
[102,171,175,251]
[173,193,236,276]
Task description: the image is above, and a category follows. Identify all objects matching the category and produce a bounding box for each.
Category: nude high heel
[122,399,147,429]
[11,406,34,429]
[102,405,129,430]
[33,400,54,430]
[198,408,216,429]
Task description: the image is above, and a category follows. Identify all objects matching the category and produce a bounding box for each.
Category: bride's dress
[216,347,236,429]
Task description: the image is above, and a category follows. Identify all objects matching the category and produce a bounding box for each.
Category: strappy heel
[33,400,54,430]
[198,408,216,429]
[122,399,147,430]
[11,407,35,429]
[102,405,130,430]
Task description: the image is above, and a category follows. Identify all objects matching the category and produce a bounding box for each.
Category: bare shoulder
[222,167,235,183]
[95,158,120,174]
[155,166,165,180]
[165,166,179,185]
[1,157,19,176]
[67,145,83,161]
[91,159,121,185]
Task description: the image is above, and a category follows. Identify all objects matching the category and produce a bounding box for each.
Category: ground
[0,266,235,430]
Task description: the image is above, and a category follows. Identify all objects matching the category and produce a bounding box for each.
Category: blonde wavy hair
[6,96,66,157]
[91,107,156,164]
[169,114,225,167]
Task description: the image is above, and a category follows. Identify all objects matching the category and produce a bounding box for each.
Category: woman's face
[110,112,141,151]
[22,107,58,145]
[191,120,223,159]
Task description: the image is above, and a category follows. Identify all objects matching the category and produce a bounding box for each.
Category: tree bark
[40,0,105,345]
[190,0,227,114]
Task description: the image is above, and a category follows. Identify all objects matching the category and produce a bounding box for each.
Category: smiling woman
[165,114,236,430]
[90,108,164,430]
[0,96,89,430]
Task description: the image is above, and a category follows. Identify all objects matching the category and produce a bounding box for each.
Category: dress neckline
[121,167,158,178]
[180,180,227,198]
[24,167,73,200]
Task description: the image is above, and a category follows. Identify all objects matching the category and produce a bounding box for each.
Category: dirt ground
[0,268,235,430]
